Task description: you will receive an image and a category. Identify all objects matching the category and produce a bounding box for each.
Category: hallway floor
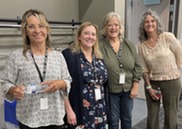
[132,98,147,126]
[133,97,182,129]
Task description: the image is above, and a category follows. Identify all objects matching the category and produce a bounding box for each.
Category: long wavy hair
[100,12,124,38]
[70,22,103,59]
[21,9,51,58]
[138,8,164,42]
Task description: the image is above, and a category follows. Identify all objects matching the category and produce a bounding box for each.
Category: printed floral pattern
[79,52,108,129]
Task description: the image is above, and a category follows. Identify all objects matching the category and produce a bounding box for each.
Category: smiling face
[106,17,120,40]
[144,15,158,34]
[79,25,97,50]
[26,15,48,45]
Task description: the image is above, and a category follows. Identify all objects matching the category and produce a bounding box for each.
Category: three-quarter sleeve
[167,32,182,68]
[1,51,19,101]
[137,32,181,81]
[132,44,142,82]
[138,44,150,73]
[59,53,72,98]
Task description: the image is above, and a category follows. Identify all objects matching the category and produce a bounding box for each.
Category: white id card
[119,73,125,84]
[40,98,48,110]
[95,88,101,101]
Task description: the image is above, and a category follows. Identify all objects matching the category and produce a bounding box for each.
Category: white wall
[177,0,182,43]
[115,0,125,34]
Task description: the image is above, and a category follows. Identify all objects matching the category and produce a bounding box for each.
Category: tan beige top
[138,32,182,81]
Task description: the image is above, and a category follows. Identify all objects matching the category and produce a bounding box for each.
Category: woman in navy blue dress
[62,22,108,129]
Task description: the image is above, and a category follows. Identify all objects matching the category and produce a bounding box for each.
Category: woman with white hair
[99,12,142,129]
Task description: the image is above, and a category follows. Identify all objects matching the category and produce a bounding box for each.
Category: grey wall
[78,0,125,32]
[78,0,126,44]
[79,0,114,28]
[0,0,79,21]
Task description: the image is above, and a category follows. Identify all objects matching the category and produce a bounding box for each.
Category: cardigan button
[120,64,123,68]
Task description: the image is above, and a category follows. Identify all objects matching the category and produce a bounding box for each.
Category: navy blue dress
[79,52,108,129]
[62,48,108,129]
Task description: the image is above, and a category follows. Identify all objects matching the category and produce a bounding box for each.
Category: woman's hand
[42,80,66,93]
[64,98,77,126]
[8,86,25,100]
[142,72,160,100]
[130,82,139,98]
[147,88,160,101]
[67,108,77,126]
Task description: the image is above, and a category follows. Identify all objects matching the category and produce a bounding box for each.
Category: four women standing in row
[1,8,182,129]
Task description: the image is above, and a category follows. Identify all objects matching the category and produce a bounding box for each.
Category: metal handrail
[0,18,81,26]
[0,24,79,29]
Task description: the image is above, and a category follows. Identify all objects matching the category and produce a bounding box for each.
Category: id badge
[119,73,125,84]
[94,87,102,101]
[40,98,49,110]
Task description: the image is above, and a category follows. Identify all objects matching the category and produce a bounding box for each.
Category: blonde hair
[100,12,124,38]
[70,22,103,59]
[21,9,51,58]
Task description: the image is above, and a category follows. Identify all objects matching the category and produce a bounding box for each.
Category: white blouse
[1,49,71,128]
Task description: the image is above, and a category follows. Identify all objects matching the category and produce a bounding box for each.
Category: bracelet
[146,85,152,89]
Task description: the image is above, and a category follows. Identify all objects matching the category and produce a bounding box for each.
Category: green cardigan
[99,38,142,93]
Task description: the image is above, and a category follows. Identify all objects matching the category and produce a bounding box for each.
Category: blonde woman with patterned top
[138,8,182,129]
[1,9,72,129]
[62,22,108,129]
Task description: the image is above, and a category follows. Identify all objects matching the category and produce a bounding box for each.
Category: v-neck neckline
[144,39,159,49]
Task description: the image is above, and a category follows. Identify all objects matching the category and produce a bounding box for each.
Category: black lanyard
[110,42,123,68]
[30,48,48,82]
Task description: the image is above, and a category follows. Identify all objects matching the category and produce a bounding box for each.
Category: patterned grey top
[1,48,72,128]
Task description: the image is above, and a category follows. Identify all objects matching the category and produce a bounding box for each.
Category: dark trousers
[145,78,182,129]
[19,122,64,129]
